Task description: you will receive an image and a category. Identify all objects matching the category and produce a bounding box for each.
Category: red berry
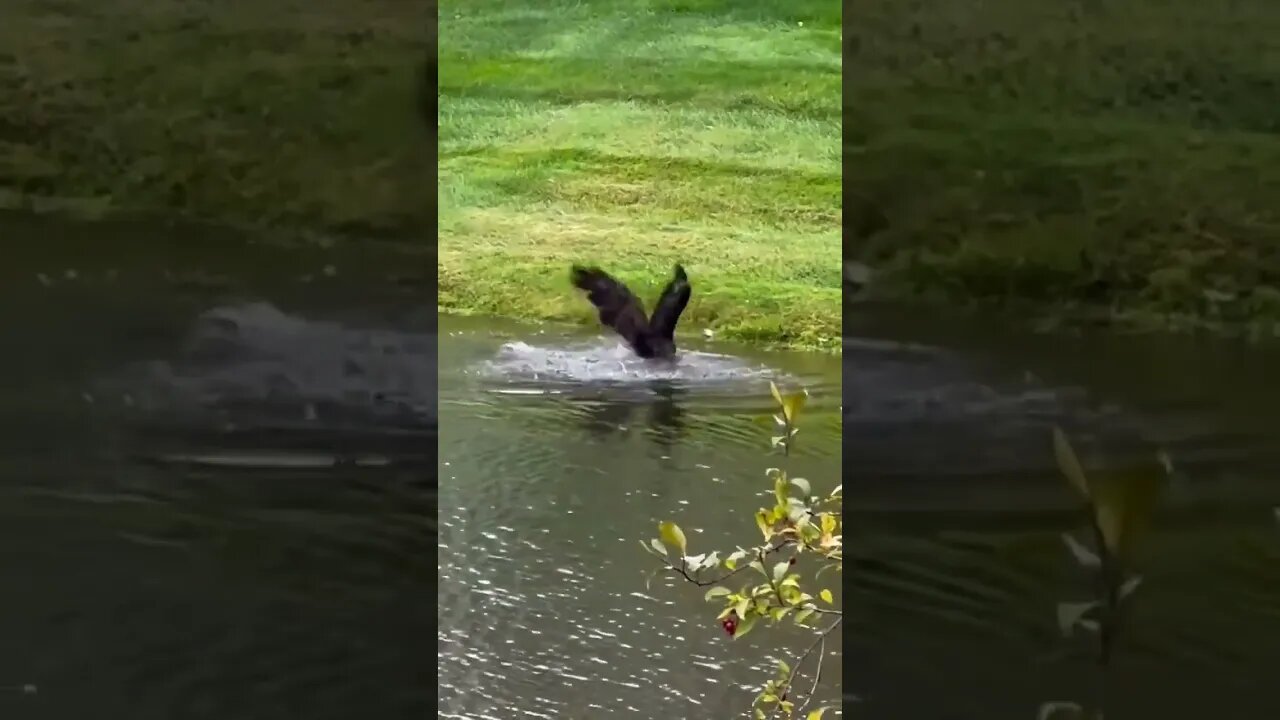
[721,611,739,637]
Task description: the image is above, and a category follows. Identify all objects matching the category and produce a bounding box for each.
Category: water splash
[474,339,787,391]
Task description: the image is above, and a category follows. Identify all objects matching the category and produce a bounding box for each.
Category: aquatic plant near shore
[642,382,841,719]
[1039,429,1170,720]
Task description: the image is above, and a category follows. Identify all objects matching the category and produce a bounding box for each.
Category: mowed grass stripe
[440,100,839,175]
[440,148,838,228]
[439,0,841,350]
[441,55,839,120]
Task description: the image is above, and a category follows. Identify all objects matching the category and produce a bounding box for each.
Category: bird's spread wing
[647,264,691,341]
[570,265,652,348]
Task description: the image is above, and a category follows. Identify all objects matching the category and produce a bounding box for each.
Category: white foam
[475,339,784,388]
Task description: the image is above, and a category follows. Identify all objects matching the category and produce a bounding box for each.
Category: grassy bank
[0,0,430,240]
[848,0,1280,335]
[438,0,841,351]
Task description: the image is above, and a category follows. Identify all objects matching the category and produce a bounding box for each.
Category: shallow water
[436,315,844,718]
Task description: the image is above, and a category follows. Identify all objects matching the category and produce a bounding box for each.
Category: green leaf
[819,588,834,605]
[794,607,815,625]
[659,521,687,556]
[725,549,748,570]
[646,538,667,557]
[770,381,785,411]
[1118,574,1143,601]
[1061,532,1101,568]
[790,477,811,497]
[734,613,759,639]
[806,708,830,720]
[704,586,732,601]
[1057,601,1100,637]
[772,561,789,582]
[1053,427,1091,500]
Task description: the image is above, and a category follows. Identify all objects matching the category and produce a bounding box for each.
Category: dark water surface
[436,315,844,718]
[0,214,435,719]
[12,211,1280,719]
[844,304,1280,719]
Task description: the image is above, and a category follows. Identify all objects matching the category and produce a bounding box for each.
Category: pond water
[844,304,1280,719]
[0,214,436,719]
[11,211,1280,718]
[436,315,844,718]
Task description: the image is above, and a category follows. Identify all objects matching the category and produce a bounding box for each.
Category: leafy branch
[642,382,841,720]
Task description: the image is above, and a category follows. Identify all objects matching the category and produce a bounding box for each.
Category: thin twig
[769,616,843,719]
[662,540,793,586]
[795,632,827,717]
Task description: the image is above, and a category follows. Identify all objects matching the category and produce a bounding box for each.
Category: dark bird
[569,263,692,360]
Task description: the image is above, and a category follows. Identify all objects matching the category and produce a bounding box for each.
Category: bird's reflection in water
[578,381,689,454]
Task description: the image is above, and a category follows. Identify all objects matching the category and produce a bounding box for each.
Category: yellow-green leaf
[807,708,829,720]
[821,513,836,535]
[781,388,808,424]
[725,549,747,570]
[820,588,834,605]
[770,381,785,410]
[755,510,771,540]
[1053,427,1091,500]
[1087,459,1168,559]
[659,521,687,556]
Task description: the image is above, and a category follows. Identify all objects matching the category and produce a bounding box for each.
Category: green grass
[0,0,430,239]
[848,0,1280,335]
[438,0,841,351]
